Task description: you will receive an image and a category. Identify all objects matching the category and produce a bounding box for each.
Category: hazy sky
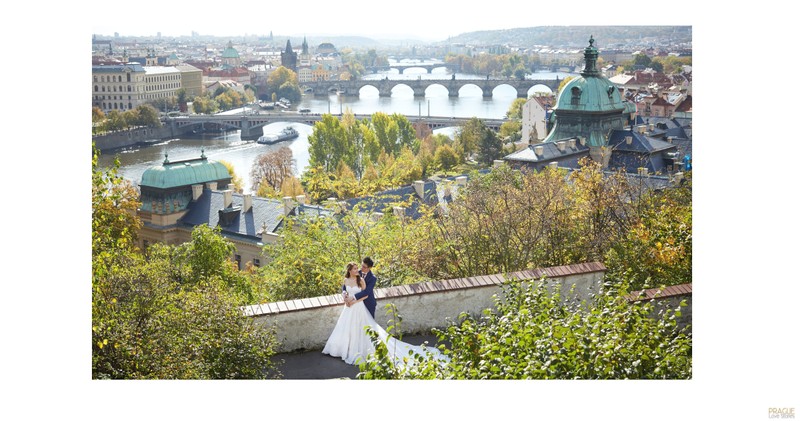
[89,0,684,42]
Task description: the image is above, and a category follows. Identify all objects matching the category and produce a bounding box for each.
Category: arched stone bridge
[303,78,561,98]
[364,63,457,74]
[166,113,508,140]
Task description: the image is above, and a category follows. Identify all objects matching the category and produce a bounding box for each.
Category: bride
[322,262,448,366]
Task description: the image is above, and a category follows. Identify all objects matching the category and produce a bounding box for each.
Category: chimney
[648,123,655,132]
[455,176,467,186]
[370,212,384,222]
[283,196,294,216]
[579,136,586,146]
[556,141,566,151]
[192,184,204,201]
[548,161,558,170]
[260,222,279,244]
[638,167,648,176]
[667,136,674,143]
[673,172,684,185]
[638,125,646,134]
[393,206,405,219]
[493,159,505,168]
[443,183,452,197]
[534,145,544,156]
[567,138,576,149]
[625,136,633,145]
[222,189,233,208]
[413,180,425,199]
[243,193,252,212]
[295,195,306,205]
[206,181,218,191]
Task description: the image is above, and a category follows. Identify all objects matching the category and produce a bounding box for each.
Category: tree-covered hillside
[442,26,692,48]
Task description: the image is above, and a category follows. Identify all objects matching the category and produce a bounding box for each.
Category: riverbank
[93,125,178,152]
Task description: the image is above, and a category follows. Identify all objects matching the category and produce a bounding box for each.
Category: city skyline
[89,0,682,42]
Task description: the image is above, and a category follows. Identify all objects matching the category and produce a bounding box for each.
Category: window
[235,254,242,270]
[253,258,261,267]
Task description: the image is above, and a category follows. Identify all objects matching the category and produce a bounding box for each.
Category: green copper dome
[222,41,239,59]
[141,153,231,189]
[554,76,625,113]
[553,36,624,113]
[541,36,634,148]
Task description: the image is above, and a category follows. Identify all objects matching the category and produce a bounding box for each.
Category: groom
[347,256,377,318]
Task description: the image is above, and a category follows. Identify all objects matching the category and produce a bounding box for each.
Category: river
[98,66,577,192]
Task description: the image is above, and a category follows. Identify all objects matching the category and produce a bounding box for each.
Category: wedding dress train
[322,285,448,366]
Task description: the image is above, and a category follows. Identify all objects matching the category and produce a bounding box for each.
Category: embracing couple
[322,257,448,367]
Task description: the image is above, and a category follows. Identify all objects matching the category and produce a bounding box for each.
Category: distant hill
[440,26,692,48]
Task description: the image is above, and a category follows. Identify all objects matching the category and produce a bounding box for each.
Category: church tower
[281,39,297,72]
[542,36,637,168]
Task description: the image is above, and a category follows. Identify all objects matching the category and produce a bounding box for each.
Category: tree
[476,127,503,165]
[219,160,244,193]
[359,278,691,379]
[92,107,106,134]
[104,109,128,132]
[280,175,305,197]
[267,66,301,103]
[434,144,459,172]
[192,95,218,114]
[176,88,188,112]
[92,145,141,278]
[308,114,349,173]
[251,146,296,196]
[370,112,399,155]
[133,104,162,127]
[604,172,692,290]
[92,146,277,379]
[505,98,527,120]
[455,117,486,160]
[499,120,522,145]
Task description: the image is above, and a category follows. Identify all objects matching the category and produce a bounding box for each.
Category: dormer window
[571,86,582,106]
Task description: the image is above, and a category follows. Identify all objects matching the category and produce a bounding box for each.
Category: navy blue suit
[354,270,377,318]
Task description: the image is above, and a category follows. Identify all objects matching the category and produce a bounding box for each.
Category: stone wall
[247,262,608,353]
[626,283,693,331]
[93,126,177,152]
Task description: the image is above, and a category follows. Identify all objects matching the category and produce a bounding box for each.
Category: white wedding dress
[322,285,448,366]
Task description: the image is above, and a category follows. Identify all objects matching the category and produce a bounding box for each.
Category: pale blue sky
[89,0,683,41]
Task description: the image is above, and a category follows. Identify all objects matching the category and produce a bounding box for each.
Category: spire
[163,153,170,164]
[285,39,292,53]
[302,36,308,54]
[580,35,600,77]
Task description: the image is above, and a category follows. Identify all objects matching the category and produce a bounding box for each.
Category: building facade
[137,151,331,269]
[521,95,554,144]
[93,63,201,112]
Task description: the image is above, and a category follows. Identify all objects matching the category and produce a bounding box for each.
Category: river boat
[257,126,299,144]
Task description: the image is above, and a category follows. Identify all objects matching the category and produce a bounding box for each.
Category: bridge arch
[527,83,556,96]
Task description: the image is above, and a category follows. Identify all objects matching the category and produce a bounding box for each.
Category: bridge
[167,113,509,140]
[302,78,561,98]
[364,62,457,74]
